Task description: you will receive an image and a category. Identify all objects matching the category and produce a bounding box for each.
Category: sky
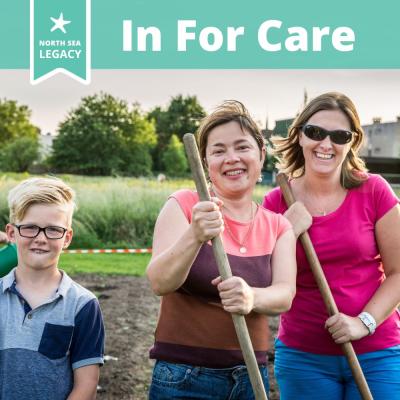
[0,70,399,134]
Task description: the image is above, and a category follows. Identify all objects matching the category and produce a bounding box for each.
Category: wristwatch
[358,312,376,335]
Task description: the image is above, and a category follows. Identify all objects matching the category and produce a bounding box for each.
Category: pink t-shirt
[263,174,400,355]
[173,189,291,258]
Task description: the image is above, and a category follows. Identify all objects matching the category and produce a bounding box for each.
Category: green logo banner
[30,0,90,84]
[0,0,398,76]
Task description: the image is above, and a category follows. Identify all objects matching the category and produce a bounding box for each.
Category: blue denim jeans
[149,360,270,400]
[275,339,400,400]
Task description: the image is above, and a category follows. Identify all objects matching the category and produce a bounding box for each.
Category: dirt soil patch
[74,274,280,400]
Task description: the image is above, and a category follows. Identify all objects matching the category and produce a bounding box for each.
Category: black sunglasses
[302,124,353,145]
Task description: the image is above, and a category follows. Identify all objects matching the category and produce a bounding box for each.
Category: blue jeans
[274,339,400,400]
[149,360,270,400]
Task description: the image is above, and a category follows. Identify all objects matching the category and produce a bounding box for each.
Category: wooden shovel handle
[183,133,268,400]
[276,173,373,400]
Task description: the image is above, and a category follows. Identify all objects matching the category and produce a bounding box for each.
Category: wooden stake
[183,133,268,400]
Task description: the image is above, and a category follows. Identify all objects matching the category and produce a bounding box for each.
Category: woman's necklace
[303,192,327,216]
[223,202,258,254]
[303,188,347,217]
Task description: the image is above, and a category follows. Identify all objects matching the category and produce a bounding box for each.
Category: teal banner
[0,0,399,70]
[30,0,90,83]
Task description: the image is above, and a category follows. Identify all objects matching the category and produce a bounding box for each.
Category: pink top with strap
[263,174,400,355]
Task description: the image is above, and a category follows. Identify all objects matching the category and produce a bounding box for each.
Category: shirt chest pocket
[38,323,74,360]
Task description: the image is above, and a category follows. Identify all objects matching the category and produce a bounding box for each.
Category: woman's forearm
[363,272,400,326]
[146,226,203,295]
[252,283,296,316]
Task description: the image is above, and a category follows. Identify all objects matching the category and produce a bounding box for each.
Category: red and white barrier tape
[62,248,152,254]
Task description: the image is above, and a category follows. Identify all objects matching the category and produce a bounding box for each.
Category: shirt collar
[1,268,72,297]
[56,269,72,297]
[1,268,17,293]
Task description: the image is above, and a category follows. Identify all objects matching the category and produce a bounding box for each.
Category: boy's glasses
[302,124,353,145]
[13,224,67,240]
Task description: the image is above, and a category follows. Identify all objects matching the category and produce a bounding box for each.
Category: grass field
[60,253,150,276]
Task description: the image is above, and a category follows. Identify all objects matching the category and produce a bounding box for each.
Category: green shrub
[162,134,188,177]
[0,137,40,172]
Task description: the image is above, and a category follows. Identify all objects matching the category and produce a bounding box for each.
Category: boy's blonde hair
[8,177,76,226]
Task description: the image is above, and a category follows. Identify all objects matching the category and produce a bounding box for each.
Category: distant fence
[63,248,152,254]
[362,157,400,184]
[262,158,400,186]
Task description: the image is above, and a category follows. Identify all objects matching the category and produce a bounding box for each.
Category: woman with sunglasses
[147,101,297,399]
[263,92,400,399]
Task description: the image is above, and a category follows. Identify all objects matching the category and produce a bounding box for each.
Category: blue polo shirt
[0,268,105,400]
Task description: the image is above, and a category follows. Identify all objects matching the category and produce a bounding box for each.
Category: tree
[0,137,40,172]
[0,99,39,144]
[162,134,188,177]
[148,95,206,171]
[50,93,157,176]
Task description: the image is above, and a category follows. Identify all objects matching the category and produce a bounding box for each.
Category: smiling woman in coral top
[146,100,296,400]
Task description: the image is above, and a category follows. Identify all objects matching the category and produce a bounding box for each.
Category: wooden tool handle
[276,173,373,400]
[183,133,268,400]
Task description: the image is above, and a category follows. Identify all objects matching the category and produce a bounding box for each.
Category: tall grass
[0,173,269,248]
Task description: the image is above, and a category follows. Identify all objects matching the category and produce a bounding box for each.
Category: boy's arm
[67,365,100,400]
[69,298,105,399]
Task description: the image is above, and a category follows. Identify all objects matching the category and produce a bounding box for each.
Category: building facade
[39,132,54,159]
[360,117,400,158]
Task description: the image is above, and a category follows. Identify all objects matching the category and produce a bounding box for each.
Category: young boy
[0,177,105,400]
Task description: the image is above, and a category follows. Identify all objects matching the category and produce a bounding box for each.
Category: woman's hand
[0,231,9,244]
[284,201,312,238]
[325,313,370,344]
[147,196,224,296]
[212,276,254,315]
[190,197,224,243]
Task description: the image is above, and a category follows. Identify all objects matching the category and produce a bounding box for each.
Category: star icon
[50,13,71,34]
